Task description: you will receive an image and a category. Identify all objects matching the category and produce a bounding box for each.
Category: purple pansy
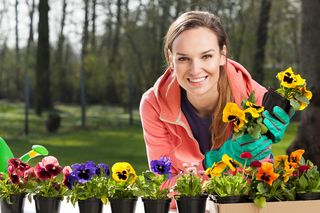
[71,161,97,184]
[150,157,172,176]
[98,163,110,177]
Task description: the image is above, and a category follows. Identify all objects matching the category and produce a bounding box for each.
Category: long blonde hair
[163,11,233,148]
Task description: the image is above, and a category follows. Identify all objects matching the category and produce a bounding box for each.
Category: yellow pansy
[206,161,227,177]
[222,154,242,172]
[277,67,305,88]
[274,155,288,168]
[112,162,137,183]
[223,103,247,132]
[290,149,305,164]
[245,101,264,113]
[244,107,260,118]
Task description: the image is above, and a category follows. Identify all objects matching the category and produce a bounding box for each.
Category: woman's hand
[204,134,272,168]
[263,106,294,143]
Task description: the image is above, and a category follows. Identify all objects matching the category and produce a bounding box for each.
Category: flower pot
[78,198,103,213]
[109,197,137,213]
[212,195,249,204]
[296,192,320,200]
[1,194,25,213]
[142,198,171,213]
[176,195,207,213]
[34,196,61,213]
[262,87,291,115]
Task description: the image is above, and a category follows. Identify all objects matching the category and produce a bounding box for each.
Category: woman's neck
[186,90,219,118]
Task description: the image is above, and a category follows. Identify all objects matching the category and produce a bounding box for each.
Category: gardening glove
[262,106,294,144]
[204,134,272,168]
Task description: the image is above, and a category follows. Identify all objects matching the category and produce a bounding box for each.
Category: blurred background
[0,0,319,173]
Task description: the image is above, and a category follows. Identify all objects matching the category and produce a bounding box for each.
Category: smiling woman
[139,11,295,201]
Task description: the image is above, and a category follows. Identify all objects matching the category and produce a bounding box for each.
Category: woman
[140,11,290,187]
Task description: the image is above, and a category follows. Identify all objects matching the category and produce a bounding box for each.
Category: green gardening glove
[263,106,294,144]
[204,134,272,168]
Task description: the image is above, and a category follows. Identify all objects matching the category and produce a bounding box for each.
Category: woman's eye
[202,54,213,60]
[178,57,189,61]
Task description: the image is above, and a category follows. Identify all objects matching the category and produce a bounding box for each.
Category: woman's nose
[190,59,202,75]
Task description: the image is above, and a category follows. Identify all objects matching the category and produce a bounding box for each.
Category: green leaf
[294,94,309,104]
[289,99,300,110]
[254,196,266,208]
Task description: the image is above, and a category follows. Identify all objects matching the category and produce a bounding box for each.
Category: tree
[252,0,272,84]
[35,0,52,115]
[288,0,320,166]
[15,0,21,94]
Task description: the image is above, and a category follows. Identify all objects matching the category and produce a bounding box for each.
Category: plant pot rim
[177,194,208,200]
[33,195,63,200]
[142,198,172,201]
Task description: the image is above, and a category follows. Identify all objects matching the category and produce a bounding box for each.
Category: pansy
[256,162,279,186]
[112,162,137,183]
[289,149,304,164]
[150,157,172,176]
[71,161,98,184]
[98,163,110,176]
[222,154,242,172]
[34,162,52,180]
[274,155,288,168]
[42,156,63,177]
[222,103,247,132]
[277,67,305,88]
[298,165,310,173]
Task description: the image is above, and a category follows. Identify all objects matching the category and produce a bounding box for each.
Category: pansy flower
[98,163,110,177]
[71,161,98,184]
[112,162,137,184]
[34,162,52,180]
[277,67,305,88]
[289,149,304,164]
[250,160,262,168]
[256,162,279,186]
[150,157,172,176]
[222,154,242,172]
[223,103,247,132]
[274,155,288,168]
[42,156,63,177]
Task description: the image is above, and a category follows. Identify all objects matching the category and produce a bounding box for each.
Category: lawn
[0,100,298,173]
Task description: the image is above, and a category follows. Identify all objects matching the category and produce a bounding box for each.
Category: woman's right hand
[204,134,272,168]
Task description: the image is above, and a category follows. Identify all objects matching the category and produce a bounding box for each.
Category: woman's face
[169,27,226,98]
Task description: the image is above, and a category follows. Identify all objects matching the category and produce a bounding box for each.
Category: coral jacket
[139,59,267,188]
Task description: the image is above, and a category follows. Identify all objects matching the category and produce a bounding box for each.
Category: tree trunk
[252,0,272,84]
[55,0,67,102]
[35,0,52,115]
[91,0,97,51]
[288,0,320,166]
[15,0,21,95]
[80,0,89,127]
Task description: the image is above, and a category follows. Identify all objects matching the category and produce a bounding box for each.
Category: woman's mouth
[188,76,208,84]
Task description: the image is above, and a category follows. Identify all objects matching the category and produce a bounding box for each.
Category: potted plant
[108,162,138,213]
[27,156,69,213]
[0,158,31,213]
[173,162,207,213]
[204,153,250,204]
[285,150,320,200]
[136,157,172,213]
[66,161,110,213]
[263,67,312,113]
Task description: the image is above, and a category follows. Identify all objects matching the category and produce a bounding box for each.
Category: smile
[188,76,207,83]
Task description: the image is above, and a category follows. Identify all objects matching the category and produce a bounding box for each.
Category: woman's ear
[219,45,227,66]
[168,50,174,68]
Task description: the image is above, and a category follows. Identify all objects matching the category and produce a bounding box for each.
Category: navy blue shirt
[181,89,212,154]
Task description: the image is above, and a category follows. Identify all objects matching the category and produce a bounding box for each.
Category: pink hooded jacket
[139,59,267,189]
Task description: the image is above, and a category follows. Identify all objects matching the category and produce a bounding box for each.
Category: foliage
[174,163,205,198]
[204,172,249,197]
[66,161,110,205]
[26,156,69,200]
[0,159,31,203]
[136,157,171,199]
[223,92,268,140]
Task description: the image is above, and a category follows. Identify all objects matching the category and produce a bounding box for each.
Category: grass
[0,100,298,173]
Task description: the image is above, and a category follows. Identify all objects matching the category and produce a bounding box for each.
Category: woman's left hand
[262,106,294,143]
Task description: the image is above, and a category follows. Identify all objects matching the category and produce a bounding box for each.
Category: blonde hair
[163,11,233,148]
